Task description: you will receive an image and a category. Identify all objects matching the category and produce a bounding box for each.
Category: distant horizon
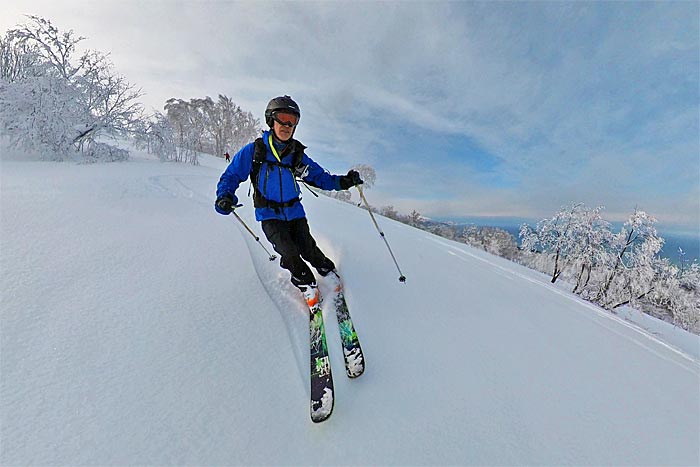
[427,214,699,266]
[430,214,699,238]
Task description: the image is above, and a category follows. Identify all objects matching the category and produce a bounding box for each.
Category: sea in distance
[433,216,699,267]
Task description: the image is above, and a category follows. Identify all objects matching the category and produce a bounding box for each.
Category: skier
[224,152,230,162]
[215,95,363,304]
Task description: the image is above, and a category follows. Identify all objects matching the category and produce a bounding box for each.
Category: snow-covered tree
[324,190,353,203]
[74,50,143,148]
[380,205,401,221]
[521,203,593,283]
[520,204,699,333]
[0,16,144,162]
[406,210,422,227]
[11,16,144,137]
[0,73,83,159]
[0,31,43,82]
[164,98,201,164]
[225,96,259,154]
[10,15,84,80]
[566,205,612,295]
[134,111,177,162]
[462,226,519,260]
[163,95,260,165]
[595,209,663,309]
[429,223,458,241]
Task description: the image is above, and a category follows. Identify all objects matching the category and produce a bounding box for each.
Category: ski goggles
[273,113,299,128]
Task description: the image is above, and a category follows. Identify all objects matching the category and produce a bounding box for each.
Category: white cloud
[2,0,697,228]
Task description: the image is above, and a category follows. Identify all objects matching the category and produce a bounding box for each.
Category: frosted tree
[10,15,83,80]
[0,16,144,161]
[134,112,177,162]
[227,97,259,154]
[595,209,663,309]
[324,190,353,203]
[205,95,260,156]
[568,205,612,295]
[12,16,144,140]
[380,205,401,221]
[0,72,83,159]
[406,210,423,227]
[0,31,43,82]
[680,261,700,294]
[164,98,201,164]
[163,95,260,165]
[430,223,458,241]
[0,23,81,159]
[74,50,144,148]
[520,204,698,333]
[677,263,700,332]
[645,259,700,333]
[463,226,519,260]
[520,203,593,283]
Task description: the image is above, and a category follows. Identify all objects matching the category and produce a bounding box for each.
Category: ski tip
[310,387,334,423]
[310,405,334,423]
[311,413,332,423]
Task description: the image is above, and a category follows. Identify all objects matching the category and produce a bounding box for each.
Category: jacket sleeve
[300,153,343,191]
[216,142,255,198]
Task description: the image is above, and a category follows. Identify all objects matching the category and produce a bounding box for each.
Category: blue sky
[3,1,698,231]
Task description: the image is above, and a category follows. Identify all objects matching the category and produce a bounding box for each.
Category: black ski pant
[261,217,335,287]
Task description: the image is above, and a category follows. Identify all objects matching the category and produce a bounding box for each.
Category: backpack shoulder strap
[291,141,305,171]
[248,137,266,198]
[252,137,266,165]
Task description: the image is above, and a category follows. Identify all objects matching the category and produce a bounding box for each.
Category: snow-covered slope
[2,152,699,466]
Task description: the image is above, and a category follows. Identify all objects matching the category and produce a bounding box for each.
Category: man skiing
[215,95,363,303]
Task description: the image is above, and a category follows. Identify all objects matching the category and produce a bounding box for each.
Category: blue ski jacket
[216,130,344,221]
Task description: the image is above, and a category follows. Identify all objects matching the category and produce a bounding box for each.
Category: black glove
[339,170,363,190]
[215,193,237,215]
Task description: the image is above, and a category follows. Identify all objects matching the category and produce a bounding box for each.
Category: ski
[305,286,334,423]
[328,273,365,378]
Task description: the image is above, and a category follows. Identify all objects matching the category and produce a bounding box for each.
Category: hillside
[1,151,699,466]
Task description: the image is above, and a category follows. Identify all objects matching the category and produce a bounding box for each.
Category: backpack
[249,136,310,210]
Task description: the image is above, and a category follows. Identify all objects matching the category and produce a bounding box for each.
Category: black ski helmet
[265,95,300,127]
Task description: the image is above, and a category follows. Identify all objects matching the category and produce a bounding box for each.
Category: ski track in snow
[239,219,358,398]
[150,171,316,392]
[146,171,354,397]
[241,233,311,394]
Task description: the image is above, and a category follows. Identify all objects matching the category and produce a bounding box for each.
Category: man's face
[272,112,298,141]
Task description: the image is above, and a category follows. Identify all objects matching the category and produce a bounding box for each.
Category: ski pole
[356,185,406,283]
[232,209,277,261]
